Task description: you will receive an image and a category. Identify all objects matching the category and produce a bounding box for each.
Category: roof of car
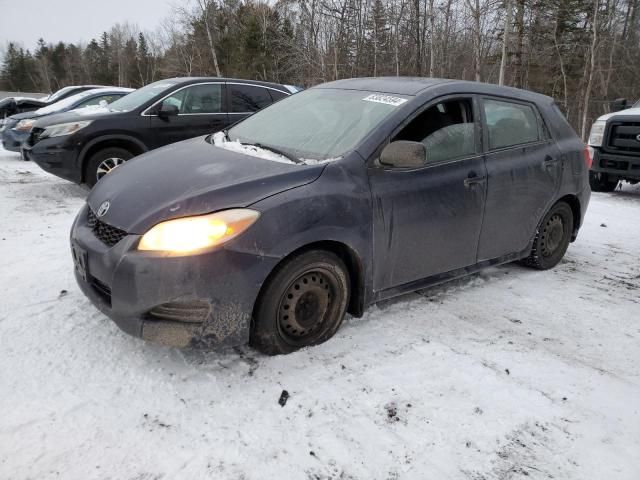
[315,77,552,102]
[167,77,290,91]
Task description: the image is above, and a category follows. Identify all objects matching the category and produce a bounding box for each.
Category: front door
[477,97,562,261]
[368,96,488,292]
[148,82,228,148]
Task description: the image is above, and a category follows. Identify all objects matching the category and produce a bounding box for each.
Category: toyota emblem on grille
[97,201,110,217]
[636,134,640,142]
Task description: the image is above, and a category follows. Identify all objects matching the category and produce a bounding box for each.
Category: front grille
[87,209,127,247]
[607,121,640,154]
[28,127,45,146]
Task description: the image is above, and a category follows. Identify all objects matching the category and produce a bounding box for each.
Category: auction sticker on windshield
[362,94,408,106]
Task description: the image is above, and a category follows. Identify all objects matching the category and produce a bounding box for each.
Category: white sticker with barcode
[362,94,408,106]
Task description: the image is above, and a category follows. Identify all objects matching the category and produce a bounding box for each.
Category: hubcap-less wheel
[277,269,337,345]
[540,214,564,257]
[96,157,126,182]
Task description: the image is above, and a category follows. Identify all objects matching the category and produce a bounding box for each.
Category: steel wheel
[277,269,337,344]
[250,250,350,355]
[540,214,564,258]
[520,201,574,270]
[96,157,126,182]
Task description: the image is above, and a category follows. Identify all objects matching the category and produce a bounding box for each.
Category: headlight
[15,119,36,132]
[138,209,260,254]
[41,120,92,138]
[588,120,606,146]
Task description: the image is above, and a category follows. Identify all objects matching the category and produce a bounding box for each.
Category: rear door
[147,82,227,148]
[477,97,561,261]
[368,96,488,291]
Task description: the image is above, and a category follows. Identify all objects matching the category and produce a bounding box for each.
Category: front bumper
[25,136,82,183]
[71,205,279,348]
[591,149,640,180]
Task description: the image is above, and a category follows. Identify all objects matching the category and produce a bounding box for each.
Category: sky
[0,0,174,51]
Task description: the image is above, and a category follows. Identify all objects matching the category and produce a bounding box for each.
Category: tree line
[1,0,639,138]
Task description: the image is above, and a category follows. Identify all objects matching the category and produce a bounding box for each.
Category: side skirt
[371,249,530,304]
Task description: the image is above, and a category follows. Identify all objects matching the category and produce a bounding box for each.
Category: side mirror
[610,98,628,112]
[379,141,427,168]
[158,103,179,118]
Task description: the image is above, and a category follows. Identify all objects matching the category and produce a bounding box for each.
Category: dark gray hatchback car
[71,77,591,354]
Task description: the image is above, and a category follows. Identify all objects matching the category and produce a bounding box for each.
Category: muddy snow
[0,146,639,480]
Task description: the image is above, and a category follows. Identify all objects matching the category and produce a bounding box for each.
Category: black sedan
[71,77,591,354]
[25,77,299,186]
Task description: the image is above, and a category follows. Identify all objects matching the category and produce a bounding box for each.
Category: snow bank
[1,144,639,480]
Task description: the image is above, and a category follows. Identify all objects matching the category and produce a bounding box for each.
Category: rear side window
[231,85,272,112]
[483,99,540,149]
[392,98,476,164]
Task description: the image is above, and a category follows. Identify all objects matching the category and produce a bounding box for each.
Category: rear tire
[84,147,134,188]
[250,250,350,355]
[520,202,574,270]
[589,172,618,192]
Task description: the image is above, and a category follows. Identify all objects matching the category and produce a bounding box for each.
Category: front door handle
[464,174,486,188]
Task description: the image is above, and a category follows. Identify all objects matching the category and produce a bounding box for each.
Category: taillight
[584,146,593,169]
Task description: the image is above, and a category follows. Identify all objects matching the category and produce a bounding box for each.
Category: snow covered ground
[0,145,639,480]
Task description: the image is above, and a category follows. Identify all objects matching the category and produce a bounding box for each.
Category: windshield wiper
[245,142,305,164]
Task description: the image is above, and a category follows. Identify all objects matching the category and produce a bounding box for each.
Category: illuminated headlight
[42,120,93,138]
[138,209,260,254]
[588,120,606,147]
[15,119,36,132]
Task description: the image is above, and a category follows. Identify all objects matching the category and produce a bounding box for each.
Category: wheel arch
[78,135,148,183]
[253,240,367,322]
[556,194,581,241]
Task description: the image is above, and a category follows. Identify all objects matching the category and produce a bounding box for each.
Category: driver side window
[392,98,476,164]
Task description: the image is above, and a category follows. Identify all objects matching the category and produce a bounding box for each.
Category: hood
[33,108,122,128]
[87,136,326,234]
[595,107,640,122]
[9,111,37,122]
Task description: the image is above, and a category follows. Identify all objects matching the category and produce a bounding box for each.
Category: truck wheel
[85,147,134,188]
[250,250,350,355]
[520,202,574,270]
[589,172,618,192]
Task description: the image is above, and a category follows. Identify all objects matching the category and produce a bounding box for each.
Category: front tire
[84,147,134,188]
[250,250,350,355]
[521,202,574,270]
[589,172,618,192]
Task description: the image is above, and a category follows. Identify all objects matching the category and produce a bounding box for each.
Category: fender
[77,134,149,173]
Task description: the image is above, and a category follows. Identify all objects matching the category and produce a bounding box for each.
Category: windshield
[108,80,179,112]
[227,88,408,160]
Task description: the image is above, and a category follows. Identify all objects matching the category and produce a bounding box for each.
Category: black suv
[25,78,298,186]
[588,99,640,191]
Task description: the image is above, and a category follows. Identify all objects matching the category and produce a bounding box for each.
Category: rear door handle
[543,155,559,167]
[464,174,486,188]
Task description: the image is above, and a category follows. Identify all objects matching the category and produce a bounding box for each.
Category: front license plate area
[72,242,89,282]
